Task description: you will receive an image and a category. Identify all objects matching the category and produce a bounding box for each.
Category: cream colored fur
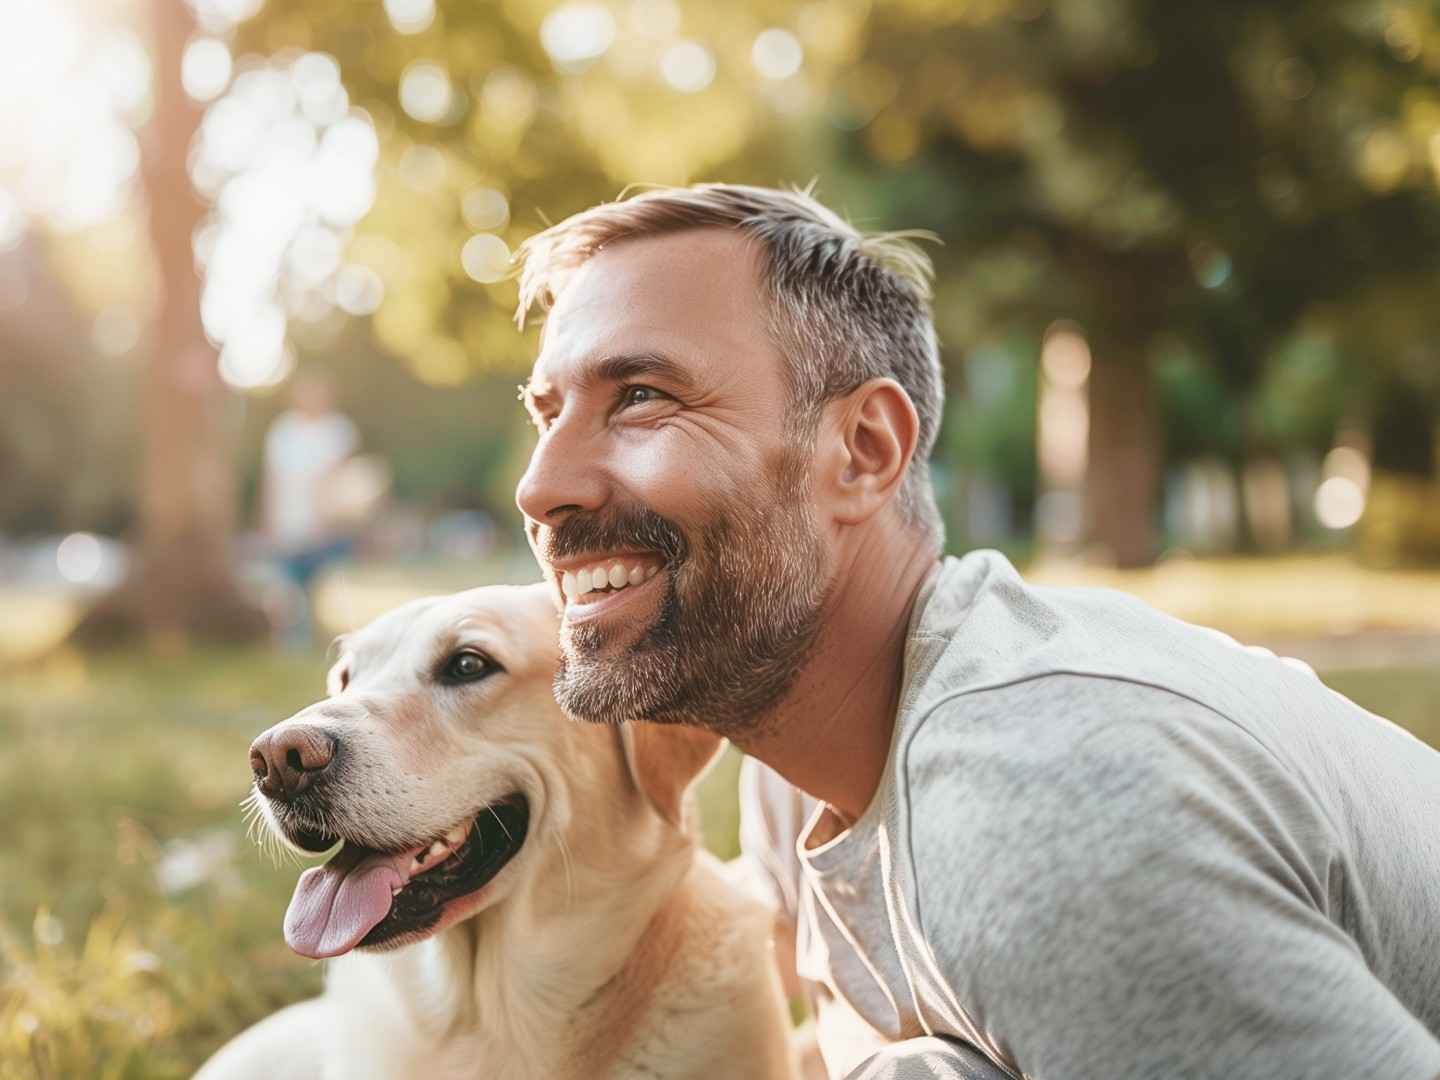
[196,583,794,1080]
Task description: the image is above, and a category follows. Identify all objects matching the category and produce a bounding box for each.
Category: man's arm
[907,678,1440,1079]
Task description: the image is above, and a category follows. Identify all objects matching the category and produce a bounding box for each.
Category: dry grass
[2,554,1438,1075]
[1026,553,1440,639]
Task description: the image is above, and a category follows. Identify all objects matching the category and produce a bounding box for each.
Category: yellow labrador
[197,583,794,1080]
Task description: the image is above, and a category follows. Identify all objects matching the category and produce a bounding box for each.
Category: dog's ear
[621,721,725,831]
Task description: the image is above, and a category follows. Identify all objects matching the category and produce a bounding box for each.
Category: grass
[1,648,1436,1076]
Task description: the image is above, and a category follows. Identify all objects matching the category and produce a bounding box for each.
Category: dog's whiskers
[487,805,515,849]
[238,789,312,868]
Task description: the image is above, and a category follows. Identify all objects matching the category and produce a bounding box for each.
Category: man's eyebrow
[580,352,699,394]
[521,351,698,416]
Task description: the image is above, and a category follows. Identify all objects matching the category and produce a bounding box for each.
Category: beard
[546,449,829,739]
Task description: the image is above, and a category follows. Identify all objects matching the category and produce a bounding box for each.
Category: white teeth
[410,824,470,876]
[561,559,663,602]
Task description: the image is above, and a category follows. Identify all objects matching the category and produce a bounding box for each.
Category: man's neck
[735,533,940,826]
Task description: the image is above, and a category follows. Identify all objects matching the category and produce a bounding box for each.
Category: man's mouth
[280,794,529,959]
[557,554,664,605]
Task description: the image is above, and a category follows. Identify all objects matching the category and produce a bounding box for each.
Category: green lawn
[0,648,1435,1077]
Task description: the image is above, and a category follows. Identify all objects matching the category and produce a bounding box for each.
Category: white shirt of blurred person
[262,376,359,583]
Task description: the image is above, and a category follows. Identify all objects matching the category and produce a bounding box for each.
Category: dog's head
[247,582,722,960]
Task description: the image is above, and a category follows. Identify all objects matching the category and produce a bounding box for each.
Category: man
[512,184,1440,1079]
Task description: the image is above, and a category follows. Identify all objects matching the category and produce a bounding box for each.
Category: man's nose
[515,419,609,528]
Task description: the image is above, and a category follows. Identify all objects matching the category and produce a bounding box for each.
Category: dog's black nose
[250,725,336,801]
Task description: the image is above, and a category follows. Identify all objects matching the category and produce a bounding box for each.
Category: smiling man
[512,184,1440,1080]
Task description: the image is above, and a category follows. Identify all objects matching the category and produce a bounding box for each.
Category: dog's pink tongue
[284,845,414,959]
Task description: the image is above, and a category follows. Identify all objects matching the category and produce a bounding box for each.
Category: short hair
[514,183,945,546]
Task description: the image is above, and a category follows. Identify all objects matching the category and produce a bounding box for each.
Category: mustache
[545,504,689,565]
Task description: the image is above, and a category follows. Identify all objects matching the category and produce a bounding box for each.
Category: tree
[73,0,268,648]
[230,0,1440,568]
[823,0,1440,563]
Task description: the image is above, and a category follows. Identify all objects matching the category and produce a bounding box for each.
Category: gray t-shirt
[739,550,1440,1079]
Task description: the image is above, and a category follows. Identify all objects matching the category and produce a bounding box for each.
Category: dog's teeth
[445,821,470,847]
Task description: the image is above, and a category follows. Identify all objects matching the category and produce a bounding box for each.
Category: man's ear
[620,721,725,831]
[819,377,920,526]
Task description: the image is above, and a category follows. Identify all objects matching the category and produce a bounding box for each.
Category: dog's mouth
[282,794,529,959]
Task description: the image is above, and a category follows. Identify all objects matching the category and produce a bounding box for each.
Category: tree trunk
[71,0,267,650]
[1084,350,1161,568]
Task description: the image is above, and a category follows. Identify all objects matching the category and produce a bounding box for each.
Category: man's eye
[620,385,662,408]
[441,650,498,684]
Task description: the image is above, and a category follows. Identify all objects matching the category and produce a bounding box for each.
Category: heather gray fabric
[844,1037,1014,1079]
[740,550,1440,1080]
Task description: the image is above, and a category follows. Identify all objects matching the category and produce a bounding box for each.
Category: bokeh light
[56,532,103,585]
[188,50,378,393]
[461,187,509,231]
[384,0,436,35]
[184,38,232,103]
[752,29,804,80]
[1315,476,1366,530]
[0,1,146,234]
[333,263,385,315]
[95,30,152,120]
[461,233,511,283]
[190,0,266,35]
[218,302,294,389]
[399,61,454,123]
[661,40,715,93]
[541,4,616,70]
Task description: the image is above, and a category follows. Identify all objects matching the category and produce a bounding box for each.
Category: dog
[196,582,796,1080]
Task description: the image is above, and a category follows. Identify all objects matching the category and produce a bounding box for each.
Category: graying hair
[514,183,945,547]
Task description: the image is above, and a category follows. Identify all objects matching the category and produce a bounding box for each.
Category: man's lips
[548,552,665,604]
[561,566,665,624]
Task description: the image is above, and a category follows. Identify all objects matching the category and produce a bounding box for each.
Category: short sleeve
[907,677,1440,1080]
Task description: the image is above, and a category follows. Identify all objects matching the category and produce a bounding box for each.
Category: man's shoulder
[897,673,1292,858]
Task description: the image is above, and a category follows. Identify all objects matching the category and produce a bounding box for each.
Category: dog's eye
[441,650,497,684]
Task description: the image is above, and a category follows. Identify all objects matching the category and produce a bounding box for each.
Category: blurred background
[3,0,1440,1074]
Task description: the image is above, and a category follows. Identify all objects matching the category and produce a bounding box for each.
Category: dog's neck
[355,798,696,1078]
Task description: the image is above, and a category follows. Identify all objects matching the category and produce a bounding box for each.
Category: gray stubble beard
[553,457,829,740]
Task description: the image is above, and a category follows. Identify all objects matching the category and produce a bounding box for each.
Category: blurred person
[261,374,359,644]
[513,185,1440,1080]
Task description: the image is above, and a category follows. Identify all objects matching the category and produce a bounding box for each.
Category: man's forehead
[528,229,767,388]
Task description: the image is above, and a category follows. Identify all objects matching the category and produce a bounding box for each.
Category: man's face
[516,230,830,737]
